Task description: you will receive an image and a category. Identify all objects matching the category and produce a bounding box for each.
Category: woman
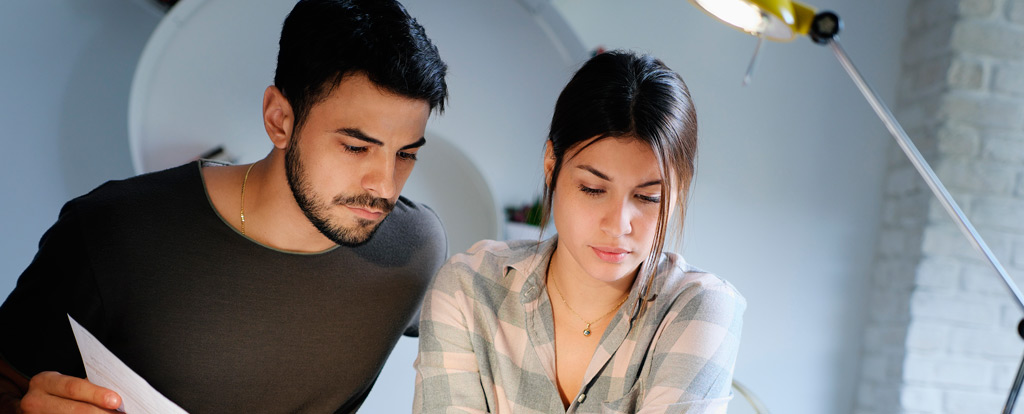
[414,50,744,413]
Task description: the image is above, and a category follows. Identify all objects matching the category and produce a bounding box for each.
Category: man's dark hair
[275,0,448,131]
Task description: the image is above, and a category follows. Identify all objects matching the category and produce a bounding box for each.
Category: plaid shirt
[414,238,745,413]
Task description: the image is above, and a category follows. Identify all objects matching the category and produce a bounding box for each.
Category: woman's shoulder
[636,254,745,407]
[460,238,529,258]
[653,252,747,318]
[435,238,551,286]
[446,239,536,267]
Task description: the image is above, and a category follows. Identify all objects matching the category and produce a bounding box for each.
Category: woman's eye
[636,194,661,204]
[398,151,418,161]
[579,185,604,196]
[344,145,368,154]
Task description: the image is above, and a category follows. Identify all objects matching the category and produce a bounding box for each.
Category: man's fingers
[30,371,121,409]
[21,392,121,414]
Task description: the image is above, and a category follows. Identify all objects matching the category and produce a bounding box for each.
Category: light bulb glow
[692,0,766,33]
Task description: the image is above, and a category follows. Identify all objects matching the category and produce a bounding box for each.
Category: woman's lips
[591,246,630,263]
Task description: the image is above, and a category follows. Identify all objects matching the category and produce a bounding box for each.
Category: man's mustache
[333,193,394,214]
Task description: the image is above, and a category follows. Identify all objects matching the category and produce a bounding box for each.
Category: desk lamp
[686,1,1024,412]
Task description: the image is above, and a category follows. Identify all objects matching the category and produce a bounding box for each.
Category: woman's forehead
[565,137,665,179]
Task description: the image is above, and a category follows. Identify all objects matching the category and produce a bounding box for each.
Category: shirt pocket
[600,380,643,414]
[633,394,733,414]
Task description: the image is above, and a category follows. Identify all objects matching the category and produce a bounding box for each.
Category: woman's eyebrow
[577,165,662,188]
[576,165,610,181]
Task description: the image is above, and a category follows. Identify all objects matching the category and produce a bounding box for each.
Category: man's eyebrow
[401,137,427,151]
[338,128,383,146]
[339,128,425,150]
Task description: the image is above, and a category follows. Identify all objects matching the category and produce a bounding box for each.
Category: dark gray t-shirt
[0,161,447,413]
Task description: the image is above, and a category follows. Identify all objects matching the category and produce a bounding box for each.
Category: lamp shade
[688,0,815,41]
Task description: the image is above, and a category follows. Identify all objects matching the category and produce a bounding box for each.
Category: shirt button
[577,394,586,403]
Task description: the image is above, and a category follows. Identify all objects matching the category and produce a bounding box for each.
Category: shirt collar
[503,236,678,322]
[502,237,557,305]
[503,236,557,277]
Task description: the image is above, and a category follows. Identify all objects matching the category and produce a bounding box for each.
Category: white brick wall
[951,21,1024,59]
[939,95,1024,129]
[960,0,997,17]
[946,390,1005,413]
[1009,0,1024,24]
[902,385,944,412]
[937,125,981,156]
[992,63,1024,95]
[947,58,986,89]
[910,291,1001,325]
[907,321,952,352]
[855,0,1024,413]
[981,131,1024,162]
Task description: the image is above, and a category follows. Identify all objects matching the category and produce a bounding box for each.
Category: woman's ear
[543,140,555,188]
[263,85,294,150]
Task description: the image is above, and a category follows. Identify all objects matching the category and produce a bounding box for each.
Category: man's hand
[19,371,120,414]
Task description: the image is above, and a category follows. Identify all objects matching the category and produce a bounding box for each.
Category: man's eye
[344,145,368,154]
[398,151,418,161]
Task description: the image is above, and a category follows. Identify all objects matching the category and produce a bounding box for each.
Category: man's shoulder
[382,196,446,241]
[391,196,444,226]
[66,162,200,213]
[356,195,448,268]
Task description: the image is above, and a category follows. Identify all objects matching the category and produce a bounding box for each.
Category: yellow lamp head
[688,0,817,41]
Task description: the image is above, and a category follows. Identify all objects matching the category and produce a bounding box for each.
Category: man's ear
[543,140,555,188]
[263,85,294,150]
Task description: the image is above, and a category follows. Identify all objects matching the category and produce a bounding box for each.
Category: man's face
[285,73,431,245]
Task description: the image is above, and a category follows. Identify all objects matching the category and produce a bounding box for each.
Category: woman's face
[547,136,675,284]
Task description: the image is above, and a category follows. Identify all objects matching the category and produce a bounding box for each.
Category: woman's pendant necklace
[552,277,629,337]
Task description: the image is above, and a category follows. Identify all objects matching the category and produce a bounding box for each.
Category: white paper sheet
[67,315,188,414]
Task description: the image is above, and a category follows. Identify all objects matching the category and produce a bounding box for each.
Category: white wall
[1,1,911,414]
[551,0,909,413]
[0,1,161,295]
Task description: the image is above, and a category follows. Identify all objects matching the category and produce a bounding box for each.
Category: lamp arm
[732,379,772,414]
[1006,356,1024,414]
[828,38,1024,414]
[825,38,1024,313]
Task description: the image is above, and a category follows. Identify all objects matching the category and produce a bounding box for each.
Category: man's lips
[345,205,384,220]
[591,246,630,263]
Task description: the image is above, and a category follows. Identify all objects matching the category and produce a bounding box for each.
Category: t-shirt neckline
[193,160,340,256]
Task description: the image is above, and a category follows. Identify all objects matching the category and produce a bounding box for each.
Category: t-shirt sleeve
[0,199,105,380]
[402,202,449,338]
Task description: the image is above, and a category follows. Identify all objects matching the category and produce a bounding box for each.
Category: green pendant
[583,324,592,336]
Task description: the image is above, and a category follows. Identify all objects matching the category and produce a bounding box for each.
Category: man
[0,0,448,412]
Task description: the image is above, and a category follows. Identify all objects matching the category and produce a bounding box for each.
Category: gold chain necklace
[551,277,629,337]
[240,163,256,235]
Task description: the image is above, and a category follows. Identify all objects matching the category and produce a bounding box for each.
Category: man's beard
[284,138,395,246]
